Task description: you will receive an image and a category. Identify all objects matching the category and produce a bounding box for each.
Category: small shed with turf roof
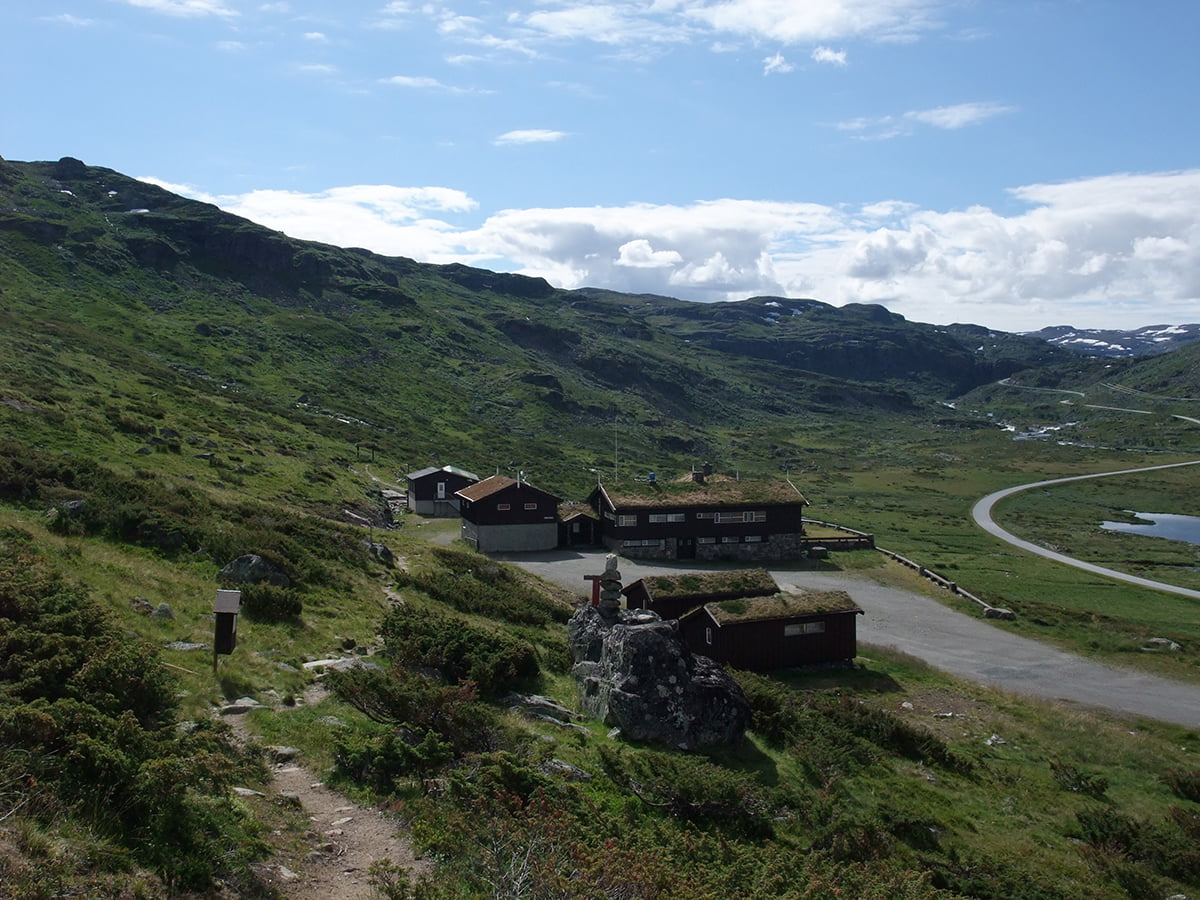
[623,568,780,620]
[677,590,862,671]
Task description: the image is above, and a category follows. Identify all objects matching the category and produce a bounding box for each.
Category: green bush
[237,581,303,622]
[0,530,267,890]
[378,604,538,693]
[392,547,570,626]
[1164,767,1200,803]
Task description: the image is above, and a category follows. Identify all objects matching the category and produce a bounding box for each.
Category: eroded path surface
[223,690,430,899]
[501,549,1200,729]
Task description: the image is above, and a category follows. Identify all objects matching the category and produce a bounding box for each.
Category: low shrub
[378,604,538,693]
[1163,767,1200,803]
[237,581,303,622]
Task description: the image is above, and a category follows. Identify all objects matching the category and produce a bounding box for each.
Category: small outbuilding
[405,464,480,517]
[676,590,862,671]
[623,568,780,620]
[456,474,562,552]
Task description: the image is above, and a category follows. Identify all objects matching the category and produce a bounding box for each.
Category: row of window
[616,510,767,526]
[622,536,768,549]
[495,503,539,511]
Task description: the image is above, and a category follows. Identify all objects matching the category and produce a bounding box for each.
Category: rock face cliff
[567,557,749,750]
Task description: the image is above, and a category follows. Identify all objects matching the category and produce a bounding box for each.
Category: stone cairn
[567,554,749,750]
[597,554,623,620]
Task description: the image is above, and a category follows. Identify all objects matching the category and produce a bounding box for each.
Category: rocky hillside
[1026,323,1200,357]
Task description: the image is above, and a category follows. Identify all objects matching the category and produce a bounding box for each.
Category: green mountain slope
[1,156,1075,491]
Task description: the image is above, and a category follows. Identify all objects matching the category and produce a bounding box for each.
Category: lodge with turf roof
[587,467,810,561]
[676,589,863,670]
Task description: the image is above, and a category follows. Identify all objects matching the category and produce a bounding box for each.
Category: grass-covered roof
[599,475,806,508]
[706,590,861,624]
[638,568,779,600]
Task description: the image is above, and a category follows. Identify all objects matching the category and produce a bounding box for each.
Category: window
[622,539,663,548]
[705,627,713,645]
[745,510,767,523]
[603,511,616,522]
[648,512,686,523]
[618,514,638,527]
[721,535,740,543]
[784,621,826,637]
[695,512,715,520]
[744,535,763,543]
[497,503,511,511]
[697,536,716,545]
[524,502,538,510]
[436,481,446,500]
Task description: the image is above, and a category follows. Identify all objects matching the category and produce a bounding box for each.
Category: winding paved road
[500,549,1200,729]
[971,459,1200,600]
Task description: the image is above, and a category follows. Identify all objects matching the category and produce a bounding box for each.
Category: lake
[1100,512,1200,547]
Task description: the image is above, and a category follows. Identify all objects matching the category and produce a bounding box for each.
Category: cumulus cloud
[494,129,568,146]
[144,170,1200,330]
[138,178,479,261]
[616,240,685,268]
[811,45,847,64]
[762,53,794,74]
[120,0,237,17]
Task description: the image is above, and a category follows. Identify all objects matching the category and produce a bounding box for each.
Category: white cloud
[762,52,793,75]
[494,129,569,146]
[905,101,1015,129]
[517,4,691,46]
[302,31,327,41]
[683,0,939,44]
[42,13,96,26]
[616,239,684,268]
[120,0,238,17]
[216,40,247,51]
[811,45,847,65]
[144,170,1200,331]
[140,177,479,261]
[297,63,338,74]
[834,100,1013,139]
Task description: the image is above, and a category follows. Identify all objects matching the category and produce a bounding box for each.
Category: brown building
[456,474,561,552]
[405,464,480,517]
[588,472,808,561]
[677,590,862,671]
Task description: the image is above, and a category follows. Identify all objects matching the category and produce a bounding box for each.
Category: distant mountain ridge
[4,154,1196,488]
[1025,324,1200,357]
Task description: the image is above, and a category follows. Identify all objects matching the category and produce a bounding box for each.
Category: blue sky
[5,0,1200,331]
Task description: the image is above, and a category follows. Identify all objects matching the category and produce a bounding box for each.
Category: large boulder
[218,554,291,587]
[568,604,749,750]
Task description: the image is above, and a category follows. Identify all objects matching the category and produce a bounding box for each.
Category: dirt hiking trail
[222,688,430,899]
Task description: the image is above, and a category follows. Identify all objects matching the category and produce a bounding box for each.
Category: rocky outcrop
[567,555,748,750]
[218,553,291,587]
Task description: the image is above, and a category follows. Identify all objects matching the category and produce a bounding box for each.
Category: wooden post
[584,574,602,606]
